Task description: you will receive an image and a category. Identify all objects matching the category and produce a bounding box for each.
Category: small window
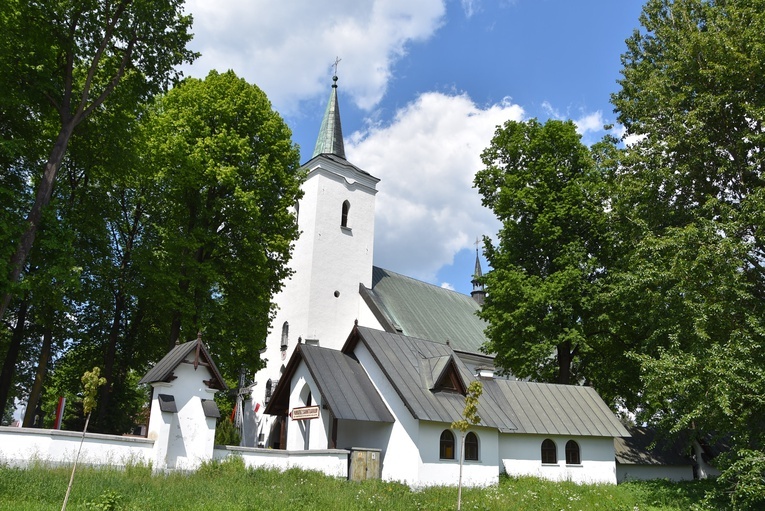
[281,322,289,351]
[541,438,557,464]
[341,200,350,228]
[565,440,581,465]
[440,430,455,459]
[465,432,479,461]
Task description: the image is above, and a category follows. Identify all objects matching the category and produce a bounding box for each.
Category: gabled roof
[344,326,517,433]
[313,76,345,159]
[343,326,628,438]
[265,343,393,423]
[615,427,693,466]
[360,267,489,356]
[139,336,227,391]
[265,325,628,439]
[482,379,630,438]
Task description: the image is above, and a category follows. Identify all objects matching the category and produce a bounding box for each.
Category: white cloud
[183,0,446,114]
[541,101,607,141]
[614,124,646,147]
[347,92,524,282]
[461,0,479,18]
[441,282,456,291]
[573,111,605,136]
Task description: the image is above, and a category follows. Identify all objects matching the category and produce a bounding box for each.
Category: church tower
[251,75,379,446]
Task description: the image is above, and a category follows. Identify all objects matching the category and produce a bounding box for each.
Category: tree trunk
[168,311,182,350]
[557,340,572,384]
[0,298,28,416]
[23,317,53,427]
[0,121,76,321]
[96,290,125,425]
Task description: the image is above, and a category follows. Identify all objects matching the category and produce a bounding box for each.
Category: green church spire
[312,74,346,159]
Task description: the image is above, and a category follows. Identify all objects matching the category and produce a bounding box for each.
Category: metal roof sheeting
[313,77,346,159]
[483,379,630,438]
[350,327,627,438]
[615,427,692,466]
[363,267,489,355]
[139,338,227,391]
[299,344,394,423]
[351,327,517,433]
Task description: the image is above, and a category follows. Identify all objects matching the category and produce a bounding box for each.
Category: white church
[248,75,631,486]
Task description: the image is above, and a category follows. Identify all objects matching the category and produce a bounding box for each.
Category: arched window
[465,432,479,461]
[440,430,455,459]
[565,440,581,465]
[281,322,289,351]
[265,379,274,404]
[341,200,350,228]
[541,439,557,464]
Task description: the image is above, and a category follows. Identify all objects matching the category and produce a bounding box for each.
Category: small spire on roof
[471,238,486,306]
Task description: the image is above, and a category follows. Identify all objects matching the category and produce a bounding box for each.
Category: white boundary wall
[0,426,154,467]
[0,425,350,479]
[213,446,349,477]
[617,463,694,482]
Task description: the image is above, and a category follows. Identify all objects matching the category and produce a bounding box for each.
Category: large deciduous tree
[141,70,303,379]
[610,0,765,507]
[474,119,613,386]
[0,0,196,321]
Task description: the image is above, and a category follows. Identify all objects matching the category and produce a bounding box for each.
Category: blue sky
[183,0,645,294]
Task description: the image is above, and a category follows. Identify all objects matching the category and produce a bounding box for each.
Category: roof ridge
[372,266,474,298]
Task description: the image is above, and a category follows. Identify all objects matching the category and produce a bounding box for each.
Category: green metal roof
[312,76,345,159]
[343,327,627,437]
[360,266,489,355]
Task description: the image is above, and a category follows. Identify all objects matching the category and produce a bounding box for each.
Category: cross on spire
[332,56,342,77]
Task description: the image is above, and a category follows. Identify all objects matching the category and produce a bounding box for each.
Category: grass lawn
[0,457,726,511]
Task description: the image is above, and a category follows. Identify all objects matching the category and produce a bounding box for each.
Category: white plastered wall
[146,361,218,470]
[499,434,618,484]
[253,156,378,447]
[352,341,422,485]
[417,421,500,487]
[285,361,330,451]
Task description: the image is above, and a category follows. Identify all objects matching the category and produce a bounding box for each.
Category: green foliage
[214,418,241,447]
[84,491,122,511]
[452,380,483,510]
[197,454,245,476]
[451,381,482,433]
[716,450,765,511]
[0,464,730,511]
[605,1,765,508]
[138,69,303,376]
[474,119,614,386]
[0,0,197,431]
[81,367,106,416]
